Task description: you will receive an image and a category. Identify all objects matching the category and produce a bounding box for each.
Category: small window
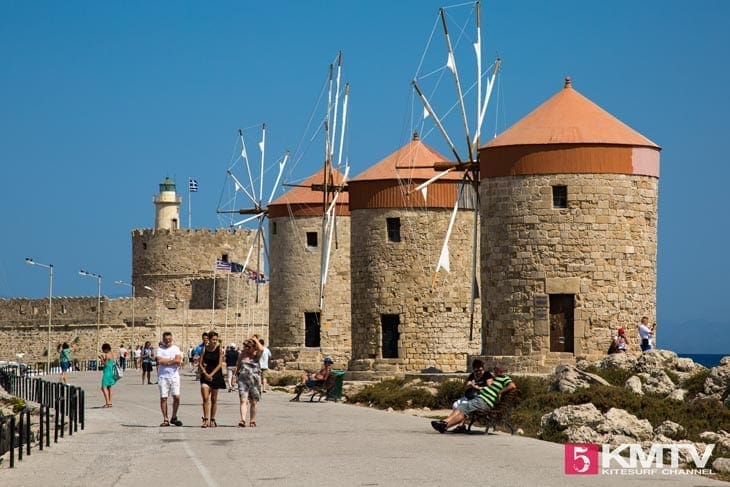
[304,312,321,347]
[172,218,178,229]
[221,254,229,263]
[553,185,567,208]
[166,244,172,250]
[62,305,67,314]
[272,222,277,235]
[306,232,318,248]
[386,217,401,242]
[142,243,147,250]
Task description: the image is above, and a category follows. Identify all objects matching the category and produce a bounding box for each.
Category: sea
[677,353,726,368]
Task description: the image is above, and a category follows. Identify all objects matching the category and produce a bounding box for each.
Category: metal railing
[0,366,85,468]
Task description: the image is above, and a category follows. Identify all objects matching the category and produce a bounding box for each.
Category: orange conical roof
[482,77,659,149]
[351,133,460,182]
[269,167,349,207]
[267,167,349,218]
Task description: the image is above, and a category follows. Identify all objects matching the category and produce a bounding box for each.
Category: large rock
[635,349,679,373]
[540,403,604,431]
[564,425,607,444]
[598,353,638,371]
[595,408,653,440]
[625,375,643,395]
[552,365,610,393]
[704,360,730,399]
[713,457,730,474]
[654,420,686,440]
[641,369,676,396]
[667,388,687,401]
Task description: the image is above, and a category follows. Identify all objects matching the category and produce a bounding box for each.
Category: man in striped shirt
[431,365,516,433]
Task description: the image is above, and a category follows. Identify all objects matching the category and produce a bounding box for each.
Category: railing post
[39,404,44,451]
[9,414,15,468]
[25,408,31,457]
[45,400,50,447]
[80,389,85,430]
[17,408,23,461]
[54,397,59,444]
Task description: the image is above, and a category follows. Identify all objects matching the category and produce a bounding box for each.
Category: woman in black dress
[199,330,226,427]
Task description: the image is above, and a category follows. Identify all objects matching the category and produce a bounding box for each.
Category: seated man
[431,365,516,433]
[291,356,334,401]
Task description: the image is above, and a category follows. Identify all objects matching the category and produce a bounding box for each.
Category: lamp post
[25,257,53,372]
[79,269,102,354]
[115,280,135,348]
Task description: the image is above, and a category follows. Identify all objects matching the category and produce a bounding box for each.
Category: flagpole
[188,177,191,228]
[211,268,216,325]
[224,273,230,343]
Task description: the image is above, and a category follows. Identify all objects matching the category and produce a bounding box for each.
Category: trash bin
[89,359,97,371]
[327,370,345,401]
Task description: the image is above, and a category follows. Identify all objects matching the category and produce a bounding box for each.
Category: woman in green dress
[59,342,71,384]
[98,343,116,407]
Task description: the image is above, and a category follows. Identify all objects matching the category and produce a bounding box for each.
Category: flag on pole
[215,259,231,271]
[230,262,244,273]
[189,178,199,192]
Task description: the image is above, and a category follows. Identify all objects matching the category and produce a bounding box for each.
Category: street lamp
[115,280,135,348]
[79,269,102,353]
[25,257,53,372]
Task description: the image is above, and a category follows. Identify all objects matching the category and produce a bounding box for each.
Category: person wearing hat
[431,365,515,434]
[225,343,239,392]
[291,357,334,401]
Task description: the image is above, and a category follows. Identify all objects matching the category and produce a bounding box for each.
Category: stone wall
[268,215,351,369]
[480,174,658,371]
[132,228,260,301]
[0,294,268,364]
[350,208,481,373]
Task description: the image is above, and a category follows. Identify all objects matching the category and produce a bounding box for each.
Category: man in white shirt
[638,316,655,352]
[156,332,183,426]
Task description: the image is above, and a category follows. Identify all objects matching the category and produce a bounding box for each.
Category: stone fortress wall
[0,227,269,365]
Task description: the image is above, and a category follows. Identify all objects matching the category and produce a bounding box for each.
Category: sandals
[201,417,209,428]
[249,421,257,428]
[238,420,246,427]
[209,419,217,428]
[160,420,170,427]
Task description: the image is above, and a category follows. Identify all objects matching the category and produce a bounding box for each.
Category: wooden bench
[466,389,518,434]
[290,373,336,402]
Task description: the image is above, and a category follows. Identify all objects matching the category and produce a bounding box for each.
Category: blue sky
[1,1,728,354]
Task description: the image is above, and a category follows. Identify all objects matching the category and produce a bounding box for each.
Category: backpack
[607,337,619,354]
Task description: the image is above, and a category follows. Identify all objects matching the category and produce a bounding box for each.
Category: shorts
[305,379,324,389]
[456,396,489,416]
[237,377,261,402]
[158,375,180,398]
[142,362,153,372]
[60,361,70,372]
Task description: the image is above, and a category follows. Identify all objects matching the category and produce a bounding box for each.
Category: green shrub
[582,366,633,386]
[12,397,26,413]
[434,379,464,409]
[346,378,436,410]
[269,374,300,386]
[664,369,680,385]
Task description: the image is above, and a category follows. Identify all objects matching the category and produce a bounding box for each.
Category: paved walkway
[2,370,725,486]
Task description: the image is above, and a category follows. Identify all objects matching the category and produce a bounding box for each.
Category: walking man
[156,331,183,427]
[259,338,271,393]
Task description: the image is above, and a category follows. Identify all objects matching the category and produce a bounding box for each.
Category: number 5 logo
[564,444,599,475]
